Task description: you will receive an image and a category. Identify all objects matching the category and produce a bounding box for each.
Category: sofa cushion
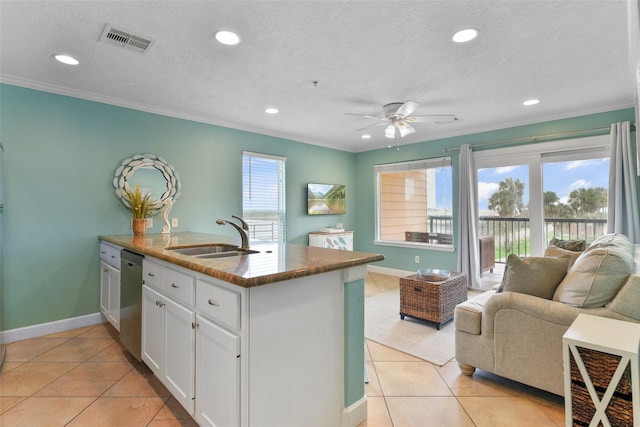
[607,276,640,320]
[553,245,634,308]
[549,238,586,252]
[607,245,640,320]
[497,254,570,299]
[544,245,582,268]
[586,233,634,253]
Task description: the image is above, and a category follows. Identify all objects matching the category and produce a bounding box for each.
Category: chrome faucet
[231,214,249,231]
[216,217,250,250]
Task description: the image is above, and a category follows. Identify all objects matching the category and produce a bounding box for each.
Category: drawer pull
[148,272,155,277]
[171,283,179,288]
[208,299,220,307]
[414,287,422,292]
[103,268,108,272]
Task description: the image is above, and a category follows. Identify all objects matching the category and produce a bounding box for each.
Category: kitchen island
[100,232,384,427]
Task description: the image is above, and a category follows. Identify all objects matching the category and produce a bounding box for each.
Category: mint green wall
[0,84,355,330]
[353,108,636,272]
[0,82,635,331]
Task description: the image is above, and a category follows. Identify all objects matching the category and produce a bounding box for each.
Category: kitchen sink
[167,244,259,258]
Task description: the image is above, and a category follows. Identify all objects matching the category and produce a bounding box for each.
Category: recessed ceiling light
[523,99,541,106]
[265,108,279,114]
[361,134,371,139]
[215,30,241,46]
[52,54,79,65]
[452,28,478,43]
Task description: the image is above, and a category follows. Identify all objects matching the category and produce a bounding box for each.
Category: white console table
[562,313,640,427]
[309,230,354,251]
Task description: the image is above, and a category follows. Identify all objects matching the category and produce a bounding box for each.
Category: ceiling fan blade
[395,101,420,118]
[408,114,458,123]
[345,113,386,120]
[354,122,388,132]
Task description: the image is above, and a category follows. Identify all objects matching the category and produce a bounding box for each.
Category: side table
[399,272,467,329]
[562,313,640,427]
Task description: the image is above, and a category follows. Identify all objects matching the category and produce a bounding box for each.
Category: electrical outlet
[171,218,179,228]
[415,255,420,263]
[147,218,153,228]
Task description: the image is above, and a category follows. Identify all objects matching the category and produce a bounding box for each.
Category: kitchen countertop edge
[100,232,384,288]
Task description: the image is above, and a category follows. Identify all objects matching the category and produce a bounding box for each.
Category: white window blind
[242,151,286,242]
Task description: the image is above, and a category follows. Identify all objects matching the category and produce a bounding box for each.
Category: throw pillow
[549,238,587,252]
[544,245,582,268]
[553,246,634,308]
[497,254,571,300]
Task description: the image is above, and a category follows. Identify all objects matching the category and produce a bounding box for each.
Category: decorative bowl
[416,268,451,282]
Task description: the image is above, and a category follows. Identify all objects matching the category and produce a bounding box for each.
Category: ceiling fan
[347,101,458,140]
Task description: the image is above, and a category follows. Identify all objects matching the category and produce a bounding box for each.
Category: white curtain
[607,121,640,243]
[458,144,482,288]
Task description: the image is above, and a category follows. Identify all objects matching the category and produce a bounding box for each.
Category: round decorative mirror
[113,154,181,210]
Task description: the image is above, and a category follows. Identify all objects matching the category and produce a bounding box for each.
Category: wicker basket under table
[399,272,467,329]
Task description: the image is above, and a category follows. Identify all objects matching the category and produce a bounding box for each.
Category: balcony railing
[429,215,607,263]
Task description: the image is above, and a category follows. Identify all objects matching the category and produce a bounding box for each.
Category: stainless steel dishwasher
[120,249,144,360]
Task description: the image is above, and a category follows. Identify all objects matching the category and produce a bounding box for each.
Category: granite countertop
[100,231,384,288]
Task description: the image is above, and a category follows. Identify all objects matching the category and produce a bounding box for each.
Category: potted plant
[122,185,158,236]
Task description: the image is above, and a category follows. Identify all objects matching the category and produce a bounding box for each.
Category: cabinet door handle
[148,272,155,277]
[208,299,220,306]
[191,322,199,329]
[103,268,108,272]
[171,283,179,288]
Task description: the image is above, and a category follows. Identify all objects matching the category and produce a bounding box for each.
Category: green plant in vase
[122,185,159,235]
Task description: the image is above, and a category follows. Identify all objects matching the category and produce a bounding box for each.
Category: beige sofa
[454,233,640,396]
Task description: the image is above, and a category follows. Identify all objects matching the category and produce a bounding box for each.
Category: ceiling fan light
[399,125,411,137]
[385,126,396,139]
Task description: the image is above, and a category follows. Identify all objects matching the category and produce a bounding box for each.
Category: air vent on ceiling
[100,24,154,54]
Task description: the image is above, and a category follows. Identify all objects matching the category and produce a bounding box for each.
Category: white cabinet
[141,284,195,414]
[141,285,164,373]
[100,262,121,331]
[99,242,121,331]
[309,231,354,251]
[139,256,356,427]
[195,314,241,427]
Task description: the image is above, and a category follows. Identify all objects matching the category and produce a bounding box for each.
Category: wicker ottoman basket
[399,272,467,329]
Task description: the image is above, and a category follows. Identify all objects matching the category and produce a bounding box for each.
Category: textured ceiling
[0,0,634,152]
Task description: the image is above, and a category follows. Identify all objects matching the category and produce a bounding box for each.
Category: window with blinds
[374,156,453,246]
[242,151,286,242]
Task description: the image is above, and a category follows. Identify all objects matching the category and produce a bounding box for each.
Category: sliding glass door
[474,135,609,263]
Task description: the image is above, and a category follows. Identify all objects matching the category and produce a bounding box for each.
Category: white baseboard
[342,396,367,427]
[367,264,413,278]
[0,312,104,344]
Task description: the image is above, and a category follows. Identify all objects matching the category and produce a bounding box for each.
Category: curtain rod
[442,123,636,152]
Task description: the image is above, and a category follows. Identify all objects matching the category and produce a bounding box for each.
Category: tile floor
[0,272,565,426]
